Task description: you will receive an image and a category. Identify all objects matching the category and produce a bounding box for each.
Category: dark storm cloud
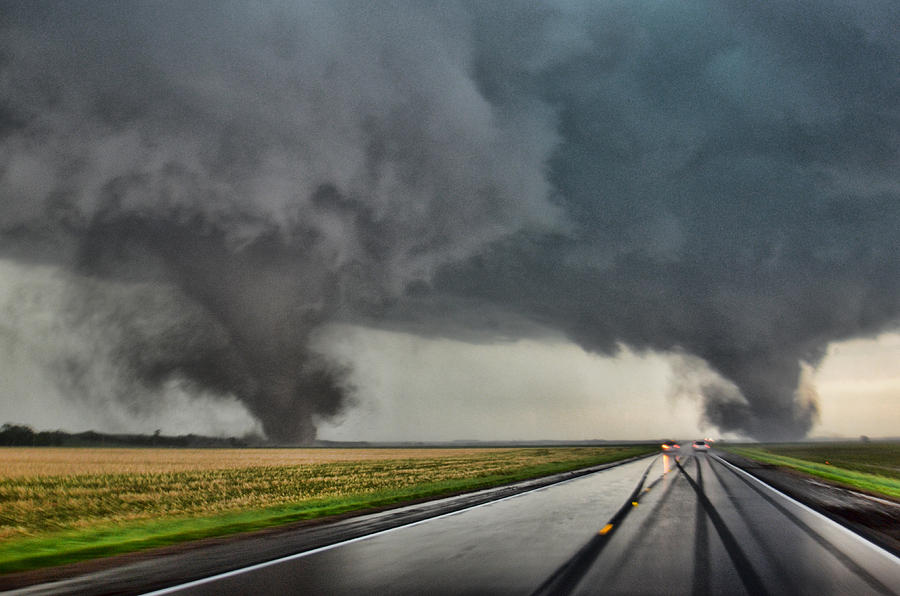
[1,1,897,441]
[435,0,900,439]
[0,0,562,442]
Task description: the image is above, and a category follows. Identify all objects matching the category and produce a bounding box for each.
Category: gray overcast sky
[0,1,898,442]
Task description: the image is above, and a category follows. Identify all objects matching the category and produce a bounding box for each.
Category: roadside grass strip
[723,447,900,501]
[731,443,900,480]
[0,446,654,573]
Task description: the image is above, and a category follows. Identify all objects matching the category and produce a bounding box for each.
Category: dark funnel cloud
[0,1,560,443]
[1,1,898,441]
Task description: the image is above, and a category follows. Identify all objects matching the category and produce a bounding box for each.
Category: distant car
[692,440,710,450]
[661,441,680,451]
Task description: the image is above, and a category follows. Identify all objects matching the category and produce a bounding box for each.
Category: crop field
[723,442,900,500]
[0,445,654,573]
[0,447,516,478]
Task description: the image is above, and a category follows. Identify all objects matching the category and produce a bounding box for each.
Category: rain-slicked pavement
[7,450,900,595]
[141,450,900,595]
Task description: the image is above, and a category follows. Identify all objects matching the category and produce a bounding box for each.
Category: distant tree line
[0,423,253,447]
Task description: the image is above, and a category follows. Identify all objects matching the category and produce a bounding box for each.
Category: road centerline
[134,455,655,596]
[530,456,661,596]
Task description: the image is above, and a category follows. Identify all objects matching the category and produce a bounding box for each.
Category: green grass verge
[721,445,900,501]
[0,446,654,574]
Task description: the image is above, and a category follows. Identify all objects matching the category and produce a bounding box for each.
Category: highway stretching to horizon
[10,446,899,596]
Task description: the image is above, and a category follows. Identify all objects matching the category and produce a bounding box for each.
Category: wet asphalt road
[142,449,900,596]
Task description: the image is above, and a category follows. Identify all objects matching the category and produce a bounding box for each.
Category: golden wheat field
[0,447,509,478]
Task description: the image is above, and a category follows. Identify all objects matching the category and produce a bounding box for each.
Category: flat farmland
[740,442,900,479]
[0,447,516,478]
[723,442,900,500]
[0,445,654,573]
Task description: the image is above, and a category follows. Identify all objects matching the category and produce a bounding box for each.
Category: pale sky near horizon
[314,327,900,442]
[4,282,895,441]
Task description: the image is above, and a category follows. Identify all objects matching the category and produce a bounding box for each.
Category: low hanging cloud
[1,1,898,441]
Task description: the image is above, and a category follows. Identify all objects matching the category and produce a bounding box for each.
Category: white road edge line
[712,453,900,565]
[140,457,652,595]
